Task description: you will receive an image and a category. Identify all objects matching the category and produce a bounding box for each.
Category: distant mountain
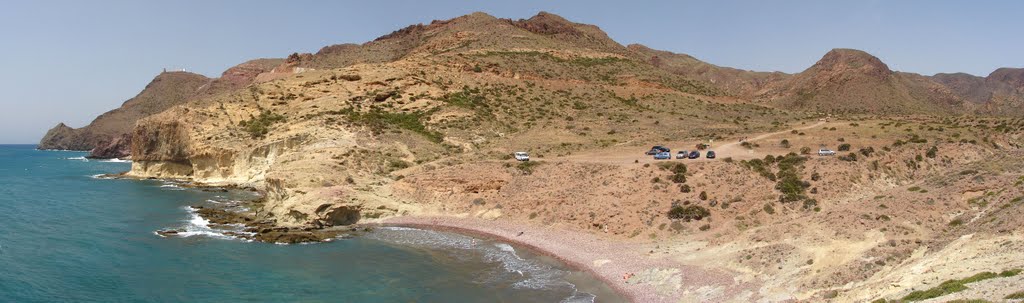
[38,71,210,153]
[932,68,1024,114]
[755,49,966,114]
[42,11,1024,158]
[38,58,283,157]
[626,44,789,97]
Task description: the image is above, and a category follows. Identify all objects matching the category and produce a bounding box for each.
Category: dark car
[645,146,670,155]
[688,151,700,159]
[706,150,716,159]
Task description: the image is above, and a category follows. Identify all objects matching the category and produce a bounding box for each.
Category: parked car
[706,150,716,159]
[818,148,836,156]
[676,151,688,159]
[654,151,671,160]
[688,151,700,159]
[646,146,669,155]
[514,152,530,161]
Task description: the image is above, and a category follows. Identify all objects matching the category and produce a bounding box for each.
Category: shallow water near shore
[0,145,622,302]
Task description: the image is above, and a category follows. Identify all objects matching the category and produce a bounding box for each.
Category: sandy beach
[381,216,758,303]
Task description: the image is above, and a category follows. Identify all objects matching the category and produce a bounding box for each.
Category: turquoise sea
[0,145,619,302]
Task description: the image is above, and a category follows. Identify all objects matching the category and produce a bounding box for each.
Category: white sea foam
[560,290,597,303]
[380,226,422,231]
[159,184,185,190]
[98,158,131,163]
[494,243,516,253]
[166,207,253,240]
[66,156,88,161]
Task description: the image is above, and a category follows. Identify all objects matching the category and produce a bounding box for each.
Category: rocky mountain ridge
[42,12,1024,158]
[38,59,285,157]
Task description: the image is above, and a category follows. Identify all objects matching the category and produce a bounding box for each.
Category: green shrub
[668,205,710,222]
[838,143,852,151]
[680,184,692,193]
[699,191,708,200]
[802,199,818,210]
[341,108,442,142]
[859,147,875,157]
[442,87,486,109]
[238,110,286,138]
[670,163,688,174]
[926,146,938,158]
[1007,290,1024,299]
[517,161,542,175]
[780,139,791,148]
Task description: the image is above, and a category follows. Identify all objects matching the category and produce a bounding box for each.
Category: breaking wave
[98,158,131,163]
[155,206,253,241]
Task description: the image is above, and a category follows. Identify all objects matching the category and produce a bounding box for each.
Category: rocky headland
[54,11,1024,302]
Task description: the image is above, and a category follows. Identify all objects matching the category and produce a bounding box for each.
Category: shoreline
[375,220,638,303]
[377,216,753,303]
[95,162,744,301]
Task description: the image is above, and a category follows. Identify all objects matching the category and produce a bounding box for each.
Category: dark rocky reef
[156,205,366,244]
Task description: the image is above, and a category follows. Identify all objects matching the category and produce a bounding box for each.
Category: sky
[1,0,1021,143]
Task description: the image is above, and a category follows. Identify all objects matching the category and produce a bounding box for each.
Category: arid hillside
[757,49,967,115]
[44,11,1024,302]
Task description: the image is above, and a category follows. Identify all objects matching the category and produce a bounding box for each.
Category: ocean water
[0,145,621,302]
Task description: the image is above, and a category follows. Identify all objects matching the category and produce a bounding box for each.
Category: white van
[514,152,530,161]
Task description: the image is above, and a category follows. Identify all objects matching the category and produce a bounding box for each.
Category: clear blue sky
[1,0,1021,143]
